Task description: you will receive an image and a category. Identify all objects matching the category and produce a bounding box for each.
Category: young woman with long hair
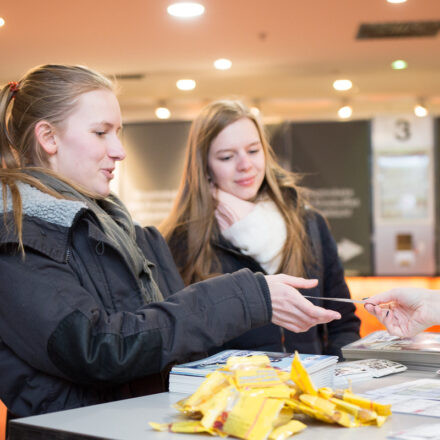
[0,66,340,417]
[161,100,360,357]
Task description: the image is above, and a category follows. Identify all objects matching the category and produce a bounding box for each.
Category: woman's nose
[109,136,126,161]
[237,153,252,171]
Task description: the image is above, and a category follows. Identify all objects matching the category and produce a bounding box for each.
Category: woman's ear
[34,120,58,155]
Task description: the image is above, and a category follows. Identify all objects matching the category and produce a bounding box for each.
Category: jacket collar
[0,182,87,262]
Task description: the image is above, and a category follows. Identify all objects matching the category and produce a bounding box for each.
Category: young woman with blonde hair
[161,100,360,357]
[0,66,340,417]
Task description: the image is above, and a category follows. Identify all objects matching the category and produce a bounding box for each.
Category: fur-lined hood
[0,182,86,227]
[0,182,88,262]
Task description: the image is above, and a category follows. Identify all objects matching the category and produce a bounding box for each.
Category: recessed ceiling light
[155,106,171,119]
[167,2,205,18]
[333,79,352,91]
[391,59,407,70]
[338,105,352,119]
[0,17,5,27]
[414,104,428,117]
[214,58,232,70]
[387,0,407,4]
[176,79,196,90]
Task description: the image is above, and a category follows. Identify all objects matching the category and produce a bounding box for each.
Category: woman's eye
[249,148,261,154]
[95,131,106,137]
[218,155,232,161]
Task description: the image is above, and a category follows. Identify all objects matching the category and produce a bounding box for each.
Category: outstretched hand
[364,288,440,338]
[266,274,341,333]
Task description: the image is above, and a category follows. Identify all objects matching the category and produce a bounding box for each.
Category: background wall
[117,116,440,276]
[120,121,191,226]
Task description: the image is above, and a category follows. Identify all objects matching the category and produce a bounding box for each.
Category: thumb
[365,290,398,306]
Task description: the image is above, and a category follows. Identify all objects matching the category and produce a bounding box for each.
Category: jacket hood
[0,182,87,262]
[0,182,86,227]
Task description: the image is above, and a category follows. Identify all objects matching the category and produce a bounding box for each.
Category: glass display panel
[377,154,430,220]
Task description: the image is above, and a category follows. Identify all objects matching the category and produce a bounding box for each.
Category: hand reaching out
[364,288,440,338]
[266,274,341,333]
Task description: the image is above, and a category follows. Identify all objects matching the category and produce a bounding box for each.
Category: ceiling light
[167,2,205,18]
[214,58,232,70]
[0,17,5,27]
[155,106,171,119]
[391,59,407,70]
[176,79,196,90]
[338,105,352,119]
[333,79,352,91]
[414,104,428,117]
[387,0,407,3]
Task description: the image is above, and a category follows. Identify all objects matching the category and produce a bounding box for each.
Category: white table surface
[9,369,440,440]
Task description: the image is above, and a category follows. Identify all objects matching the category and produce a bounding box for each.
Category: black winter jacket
[168,210,360,358]
[0,183,271,417]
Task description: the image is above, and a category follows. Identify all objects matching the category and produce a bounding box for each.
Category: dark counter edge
[9,421,108,440]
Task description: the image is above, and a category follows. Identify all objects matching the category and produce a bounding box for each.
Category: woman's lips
[235,176,255,187]
[101,169,114,180]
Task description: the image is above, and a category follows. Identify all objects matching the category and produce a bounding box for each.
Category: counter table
[9,369,440,440]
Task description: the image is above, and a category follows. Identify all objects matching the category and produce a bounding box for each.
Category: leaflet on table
[335,358,407,380]
[365,379,440,401]
[360,379,440,418]
[388,423,440,440]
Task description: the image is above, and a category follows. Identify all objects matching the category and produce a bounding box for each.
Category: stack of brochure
[342,331,440,371]
[333,358,407,389]
[169,349,338,394]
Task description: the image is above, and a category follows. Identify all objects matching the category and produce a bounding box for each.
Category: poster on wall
[270,120,372,275]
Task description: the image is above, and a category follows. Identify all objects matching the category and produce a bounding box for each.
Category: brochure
[169,349,338,394]
[342,331,440,370]
[334,358,407,388]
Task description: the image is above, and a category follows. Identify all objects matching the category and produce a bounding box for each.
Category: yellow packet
[299,394,335,415]
[185,370,229,409]
[149,420,216,434]
[275,371,291,382]
[284,399,334,424]
[200,385,239,430]
[336,390,391,416]
[226,355,271,370]
[290,352,317,395]
[299,394,358,427]
[330,410,359,428]
[272,406,295,428]
[377,416,388,427]
[242,383,292,399]
[268,420,307,440]
[330,397,377,422]
[235,368,283,389]
[221,395,285,440]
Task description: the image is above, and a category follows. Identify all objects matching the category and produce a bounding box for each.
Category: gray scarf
[28,170,164,304]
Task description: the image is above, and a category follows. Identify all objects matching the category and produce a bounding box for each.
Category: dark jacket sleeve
[0,249,270,385]
[314,213,361,357]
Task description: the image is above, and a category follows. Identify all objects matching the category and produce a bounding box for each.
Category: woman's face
[207,117,266,201]
[50,89,125,196]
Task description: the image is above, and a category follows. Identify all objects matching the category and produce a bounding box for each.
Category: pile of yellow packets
[150,352,391,440]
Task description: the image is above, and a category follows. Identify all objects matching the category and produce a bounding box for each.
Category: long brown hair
[160,100,313,284]
[0,64,114,252]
